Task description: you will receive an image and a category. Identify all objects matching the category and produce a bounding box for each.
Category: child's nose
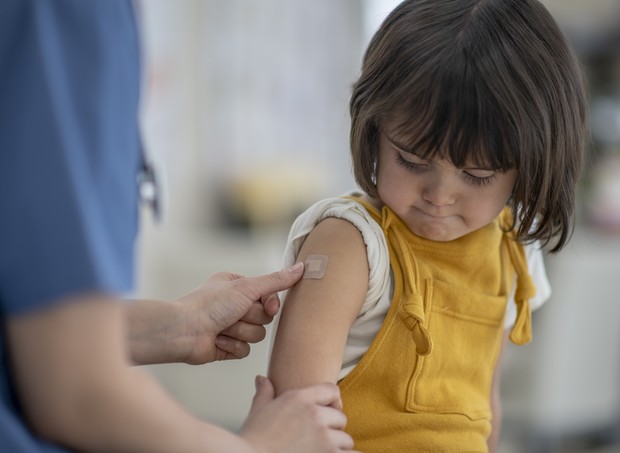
[422,177,457,207]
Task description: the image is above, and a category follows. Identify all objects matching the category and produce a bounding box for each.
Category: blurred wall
[136,0,364,430]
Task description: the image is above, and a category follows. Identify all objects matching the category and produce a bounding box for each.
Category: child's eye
[395,151,428,172]
[462,171,496,187]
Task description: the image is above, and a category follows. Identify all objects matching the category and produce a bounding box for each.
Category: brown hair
[350,0,588,252]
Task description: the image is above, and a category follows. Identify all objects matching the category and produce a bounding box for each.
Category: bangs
[384,52,520,172]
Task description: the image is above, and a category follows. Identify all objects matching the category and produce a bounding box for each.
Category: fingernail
[255,375,265,390]
[287,262,304,273]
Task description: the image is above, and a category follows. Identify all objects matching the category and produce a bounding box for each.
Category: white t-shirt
[275,195,552,380]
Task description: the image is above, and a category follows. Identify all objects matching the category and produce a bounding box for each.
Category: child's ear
[371,159,378,186]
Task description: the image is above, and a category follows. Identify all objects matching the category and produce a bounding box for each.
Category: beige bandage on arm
[303,254,329,279]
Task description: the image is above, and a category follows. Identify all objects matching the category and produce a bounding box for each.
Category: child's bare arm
[269,217,369,395]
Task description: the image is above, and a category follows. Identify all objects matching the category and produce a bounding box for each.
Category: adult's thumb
[251,375,275,410]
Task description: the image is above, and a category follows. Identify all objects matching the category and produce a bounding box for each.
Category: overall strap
[345,196,433,355]
[501,211,537,345]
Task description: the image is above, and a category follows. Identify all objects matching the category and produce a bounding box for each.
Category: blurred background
[135,1,620,451]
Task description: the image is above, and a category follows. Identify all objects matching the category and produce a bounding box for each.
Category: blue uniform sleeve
[0,0,142,314]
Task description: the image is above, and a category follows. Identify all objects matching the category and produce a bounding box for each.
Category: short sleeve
[280,196,391,315]
[0,0,143,314]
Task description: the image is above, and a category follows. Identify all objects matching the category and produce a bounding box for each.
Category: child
[268,0,587,451]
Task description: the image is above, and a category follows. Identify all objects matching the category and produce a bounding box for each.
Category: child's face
[375,126,517,242]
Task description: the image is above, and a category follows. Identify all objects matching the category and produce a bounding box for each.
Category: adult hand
[126,263,304,366]
[240,376,357,453]
[174,262,304,364]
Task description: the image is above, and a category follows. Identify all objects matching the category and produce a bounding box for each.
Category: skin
[374,125,518,242]
[7,264,356,453]
[269,121,518,448]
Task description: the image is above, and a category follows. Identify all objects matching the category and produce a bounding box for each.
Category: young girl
[268,0,587,451]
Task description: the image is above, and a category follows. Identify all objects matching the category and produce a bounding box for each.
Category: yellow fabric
[339,198,535,452]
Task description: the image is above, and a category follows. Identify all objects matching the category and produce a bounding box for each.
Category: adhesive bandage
[303,254,329,279]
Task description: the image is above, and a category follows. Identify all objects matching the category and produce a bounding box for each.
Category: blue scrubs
[0,0,142,450]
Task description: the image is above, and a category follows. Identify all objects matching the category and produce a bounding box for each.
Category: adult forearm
[63,366,251,453]
[8,296,251,453]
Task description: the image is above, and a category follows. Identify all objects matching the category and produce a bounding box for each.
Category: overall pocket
[405,278,507,420]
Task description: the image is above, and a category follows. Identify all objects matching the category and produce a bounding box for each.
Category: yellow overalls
[339,198,535,452]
